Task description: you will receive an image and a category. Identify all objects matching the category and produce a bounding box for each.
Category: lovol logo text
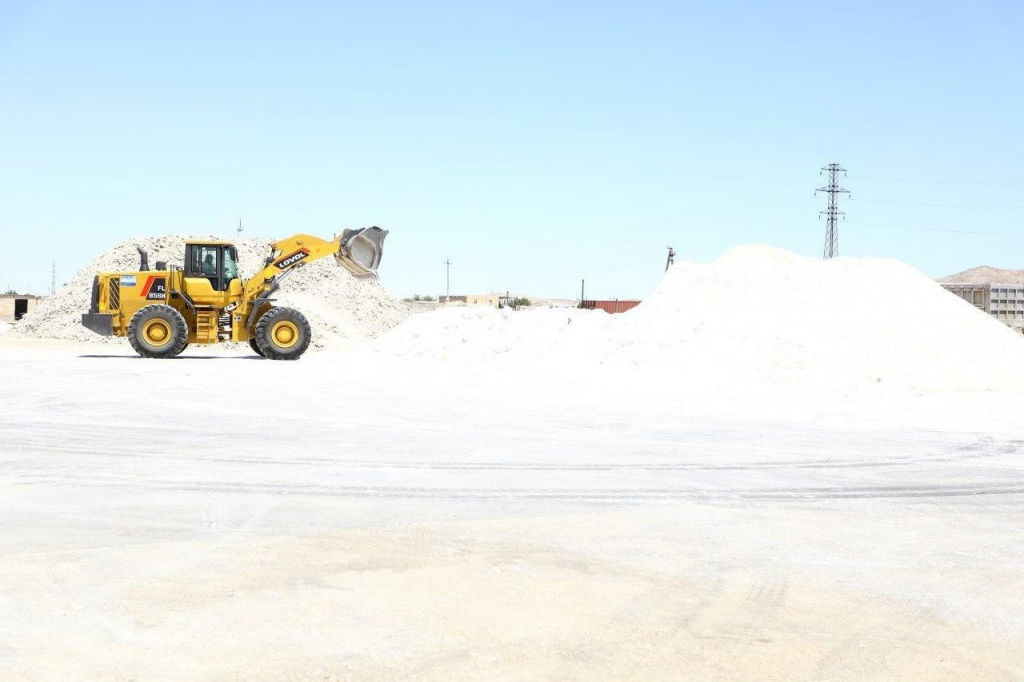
[275,249,310,269]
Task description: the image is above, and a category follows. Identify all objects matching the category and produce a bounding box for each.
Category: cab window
[190,245,220,279]
[186,244,239,291]
[223,247,239,281]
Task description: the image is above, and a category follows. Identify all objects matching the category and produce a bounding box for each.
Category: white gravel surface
[13,234,408,350]
[1,338,1023,679]
[3,245,1024,678]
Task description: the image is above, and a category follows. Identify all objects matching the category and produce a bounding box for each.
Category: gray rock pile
[938,265,1024,286]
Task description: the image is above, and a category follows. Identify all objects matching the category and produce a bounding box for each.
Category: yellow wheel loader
[81,228,387,360]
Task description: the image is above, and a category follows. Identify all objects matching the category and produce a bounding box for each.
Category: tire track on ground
[4,434,1018,472]
[8,473,1024,501]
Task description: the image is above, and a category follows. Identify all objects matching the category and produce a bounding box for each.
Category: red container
[579,299,641,314]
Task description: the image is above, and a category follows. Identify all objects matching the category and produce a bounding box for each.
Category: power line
[847,220,1024,238]
[397,211,819,282]
[847,175,1024,187]
[415,194,815,272]
[852,198,1024,211]
[675,179,812,221]
[419,180,815,267]
[816,163,850,259]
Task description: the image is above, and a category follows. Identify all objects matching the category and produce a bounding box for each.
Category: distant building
[941,283,1024,333]
[464,293,504,307]
[0,294,42,323]
[461,293,526,307]
[938,266,1024,334]
[441,293,579,309]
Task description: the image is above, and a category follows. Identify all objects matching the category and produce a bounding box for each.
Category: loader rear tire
[248,338,265,357]
[128,305,188,359]
[254,307,311,360]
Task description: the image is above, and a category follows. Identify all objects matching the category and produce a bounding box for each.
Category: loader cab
[184,242,240,292]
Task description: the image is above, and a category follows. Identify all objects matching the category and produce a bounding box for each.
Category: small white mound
[371,305,615,366]
[14,235,408,350]
[371,244,1024,391]
[0,321,12,337]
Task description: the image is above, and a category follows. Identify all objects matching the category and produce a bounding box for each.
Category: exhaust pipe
[337,226,388,278]
[137,246,150,272]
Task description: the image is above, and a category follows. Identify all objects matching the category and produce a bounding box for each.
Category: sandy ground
[1,337,1023,679]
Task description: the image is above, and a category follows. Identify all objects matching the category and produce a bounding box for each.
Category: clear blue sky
[1,0,1022,299]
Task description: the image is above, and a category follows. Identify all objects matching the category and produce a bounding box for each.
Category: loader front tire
[254,307,311,360]
[128,305,189,359]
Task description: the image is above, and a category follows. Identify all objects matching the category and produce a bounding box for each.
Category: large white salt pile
[620,245,1024,390]
[369,244,1024,391]
[14,235,408,350]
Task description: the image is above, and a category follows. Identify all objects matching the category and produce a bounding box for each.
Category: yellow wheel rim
[271,320,299,349]
[143,319,172,346]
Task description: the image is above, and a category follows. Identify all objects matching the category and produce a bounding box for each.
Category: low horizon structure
[941,282,1024,333]
[0,293,43,323]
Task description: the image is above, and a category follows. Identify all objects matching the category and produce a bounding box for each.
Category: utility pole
[580,278,585,303]
[445,258,451,304]
[51,262,56,295]
[816,163,850,259]
[237,219,243,237]
[665,246,675,271]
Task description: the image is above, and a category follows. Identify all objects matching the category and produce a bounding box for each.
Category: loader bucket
[337,226,388,278]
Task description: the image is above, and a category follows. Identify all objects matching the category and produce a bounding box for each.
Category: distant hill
[938,265,1024,286]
